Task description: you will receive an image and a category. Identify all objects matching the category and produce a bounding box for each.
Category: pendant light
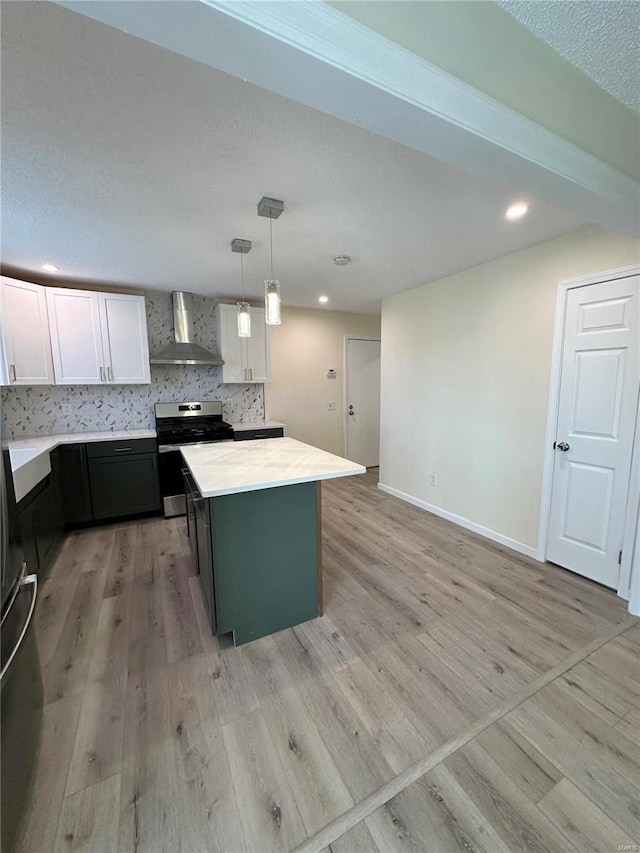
[258,196,284,325]
[231,238,252,338]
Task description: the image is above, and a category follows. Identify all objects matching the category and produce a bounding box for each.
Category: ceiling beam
[56,0,638,236]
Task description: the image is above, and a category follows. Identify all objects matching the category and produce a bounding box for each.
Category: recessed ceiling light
[318,295,329,304]
[505,202,529,221]
[41,263,59,272]
[333,255,351,266]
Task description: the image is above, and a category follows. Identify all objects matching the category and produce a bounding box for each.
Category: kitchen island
[181,437,365,645]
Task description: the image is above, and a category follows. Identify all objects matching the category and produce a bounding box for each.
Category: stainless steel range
[155,401,233,517]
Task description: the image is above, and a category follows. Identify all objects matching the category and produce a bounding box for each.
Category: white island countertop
[181,437,365,497]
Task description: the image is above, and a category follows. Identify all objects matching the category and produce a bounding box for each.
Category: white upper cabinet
[0,276,55,385]
[46,287,105,384]
[246,307,269,383]
[45,286,150,385]
[216,303,269,383]
[216,303,245,383]
[98,292,150,384]
[1,277,151,386]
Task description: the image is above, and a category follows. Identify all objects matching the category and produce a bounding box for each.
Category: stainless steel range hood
[150,292,224,365]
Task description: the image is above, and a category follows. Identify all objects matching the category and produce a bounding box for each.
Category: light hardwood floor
[15,470,639,853]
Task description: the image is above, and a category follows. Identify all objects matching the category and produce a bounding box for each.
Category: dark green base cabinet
[17,438,160,577]
[18,477,61,578]
[87,443,161,521]
[57,439,161,527]
[190,480,321,646]
[56,444,92,524]
[18,456,64,579]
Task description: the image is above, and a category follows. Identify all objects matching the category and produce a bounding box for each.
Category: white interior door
[547,275,639,588]
[346,337,381,467]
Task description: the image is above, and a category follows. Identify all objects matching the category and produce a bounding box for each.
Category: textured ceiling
[1,2,587,313]
[497,1,640,113]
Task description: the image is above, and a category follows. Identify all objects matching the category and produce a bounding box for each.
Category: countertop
[181,436,365,497]
[6,429,157,471]
[231,420,286,432]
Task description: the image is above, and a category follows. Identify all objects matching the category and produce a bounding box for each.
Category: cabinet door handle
[114,447,132,453]
[9,364,16,383]
[249,367,253,381]
[100,366,105,382]
[107,366,113,382]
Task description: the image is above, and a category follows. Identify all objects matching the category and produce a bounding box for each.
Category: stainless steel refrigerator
[1,447,43,852]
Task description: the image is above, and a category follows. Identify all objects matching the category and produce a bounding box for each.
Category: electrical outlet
[328,401,336,411]
[429,472,438,487]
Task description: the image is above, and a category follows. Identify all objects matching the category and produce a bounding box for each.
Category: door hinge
[618,550,623,565]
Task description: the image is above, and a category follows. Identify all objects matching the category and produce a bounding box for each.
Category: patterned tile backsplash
[1,289,264,437]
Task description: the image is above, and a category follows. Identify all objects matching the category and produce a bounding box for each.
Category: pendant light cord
[240,252,245,300]
[269,215,274,280]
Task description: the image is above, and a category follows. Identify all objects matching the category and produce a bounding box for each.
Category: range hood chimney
[150,292,224,365]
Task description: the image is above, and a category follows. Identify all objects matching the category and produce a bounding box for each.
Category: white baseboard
[377,482,538,560]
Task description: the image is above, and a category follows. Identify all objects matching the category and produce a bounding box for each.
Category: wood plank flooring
[15,469,638,853]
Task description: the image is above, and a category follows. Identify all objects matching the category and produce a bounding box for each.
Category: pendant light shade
[237,301,251,337]
[264,280,281,326]
[231,238,252,338]
[258,196,284,326]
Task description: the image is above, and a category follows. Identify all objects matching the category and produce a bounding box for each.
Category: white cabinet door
[217,303,246,383]
[46,287,105,384]
[246,306,269,383]
[99,293,150,384]
[0,276,55,385]
[216,303,270,383]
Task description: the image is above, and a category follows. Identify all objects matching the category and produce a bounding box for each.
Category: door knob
[555,441,570,451]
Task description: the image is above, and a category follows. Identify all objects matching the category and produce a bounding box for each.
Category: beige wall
[265,307,381,456]
[380,225,640,549]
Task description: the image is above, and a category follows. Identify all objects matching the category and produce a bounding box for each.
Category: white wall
[380,225,640,551]
[265,306,380,456]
